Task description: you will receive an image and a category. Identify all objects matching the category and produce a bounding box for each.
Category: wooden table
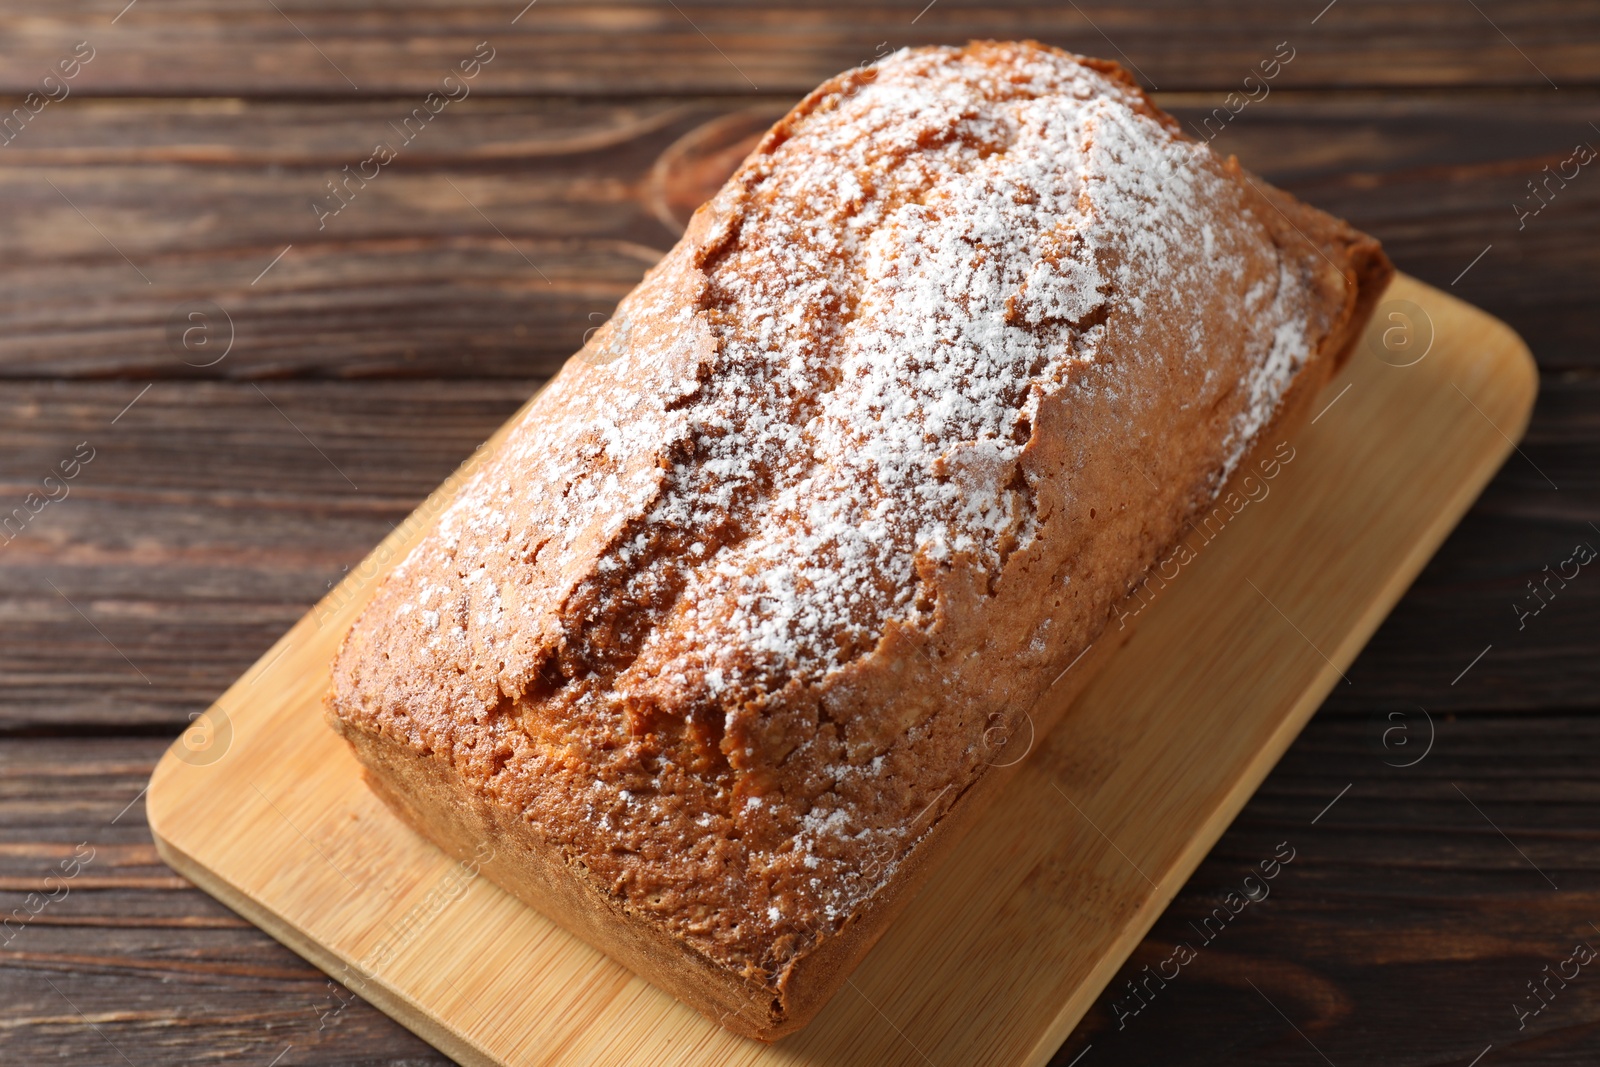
[2,4,1596,1064]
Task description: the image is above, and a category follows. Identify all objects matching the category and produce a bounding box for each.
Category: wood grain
[141,275,1539,1066]
[1,2,1596,96]
[5,8,1599,1063]
[0,737,441,1065]
[2,94,1598,380]
[1060,711,1600,1066]
[2,375,1593,732]
[0,380,531,729]
[8,711,1598,1066]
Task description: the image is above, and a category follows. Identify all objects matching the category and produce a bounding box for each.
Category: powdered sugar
[352,42,1341,965]
[590,47,1304,699]
[390,31,1320,831]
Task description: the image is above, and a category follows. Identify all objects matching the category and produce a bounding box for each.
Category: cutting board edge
[1019,271,1540,1066]
[150,825,504,1067]
[144,271,1542,1067]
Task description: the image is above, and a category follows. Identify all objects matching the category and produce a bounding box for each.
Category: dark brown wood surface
[1,3,1597,1064]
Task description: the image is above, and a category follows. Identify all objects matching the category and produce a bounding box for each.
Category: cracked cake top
[329,40,1357,994]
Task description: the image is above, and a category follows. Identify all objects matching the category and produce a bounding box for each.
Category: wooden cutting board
[147,273,1536,1067]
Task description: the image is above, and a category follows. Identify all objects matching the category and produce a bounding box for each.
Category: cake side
[327,40,1392,1039]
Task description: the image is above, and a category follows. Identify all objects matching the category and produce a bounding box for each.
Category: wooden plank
[1061,712,1600,1065]
[1,6,1592,1066]
[0,380,532,729]
[7,715,1597,1065]
[0,2,1595,96]
[1323,373,1600,712]
[0,737,445,1065]
[0,93,697,381]
[141,275,1540,1066]
[2,375,1592,731]
[0,95,692,381]
[1,94,1596,380]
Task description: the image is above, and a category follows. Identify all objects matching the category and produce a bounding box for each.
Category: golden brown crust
[326,40,1392,1040]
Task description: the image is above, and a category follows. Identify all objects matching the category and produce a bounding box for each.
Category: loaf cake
[327,41,1391,1039]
